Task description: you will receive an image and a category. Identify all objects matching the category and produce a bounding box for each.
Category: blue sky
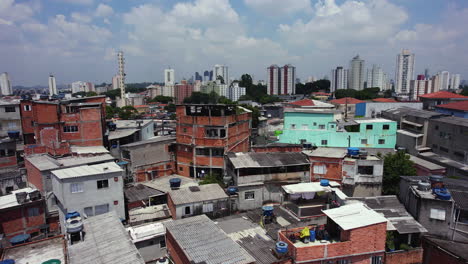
[2,0,468,86]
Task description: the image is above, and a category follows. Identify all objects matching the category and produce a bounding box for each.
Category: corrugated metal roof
[121,136,175,148]
[348,196,427,234]
[322,202,387,230]
[26,154,115,171]
[70,146,109,154]
[169,183,228,205]
[227,152,309,169]
[124,184,164,203]
[282,182,331,194]
[165,215,256,264]
[128,204,171,225]
[109,129,139,140]
[68,211,145,264]
[52,162,122,179]
[409,155,445,171]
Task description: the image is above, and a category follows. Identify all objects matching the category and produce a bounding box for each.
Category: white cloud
[95,3,114,17]
[244,0,312,16]
[315,0,340,17]
[56,0,93,5]
[122,0,294,81]
[71,12,92,23]
[0,0,36,25]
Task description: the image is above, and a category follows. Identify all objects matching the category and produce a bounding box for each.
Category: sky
[2,0,468,86]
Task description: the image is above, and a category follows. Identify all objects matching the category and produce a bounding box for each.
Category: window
[358,166,374,175]
[196,148,210,156]
[84,207,94,217]
[318,124,325,129]
[330,125,334,128]
[211,148,224,157]
[179,167,183,171]
[290,124,296,129]
[383,124,390,130]
[313,165,326,174]
[24,105,31,111]
[160,239,166,248]
[454,151,465,160]
[313,122,317,126]
[97,179,109,189]
[435,125,439,130]
[8,122,16,129]
[63,125,78,133]
[205,128,226,138]
[361,139,368,144]
[202,203,214,213]
[371,256,383,264]
[337,260,351,264]
[5,106,16,112]
[95,204,109,215]
[183,128,187,133]
[166,164,172,169]
[245,191,255,200]
[184,206,191,215]
[70,183,84,193]
[5,186,13,194]
[378,139,385,144]
[366,124,373,130]
[430,208,446,220]
[27,207,40,217]
[321,140,328,145]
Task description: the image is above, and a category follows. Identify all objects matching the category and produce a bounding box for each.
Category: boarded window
[202,203,214,213]
[70,183,84,193]
[95,204,109,215]
[430,208,446,221]
[313,165,326,174]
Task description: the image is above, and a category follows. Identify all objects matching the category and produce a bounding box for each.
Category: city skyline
[2,0,468,86]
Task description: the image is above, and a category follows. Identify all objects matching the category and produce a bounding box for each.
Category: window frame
[245,191,255,200]
[383,124,390,130]
[378,139,385,144]
[70,182,84,193]
[63,125,79,133]
[321,140,328,145]
[97,179,109,189]
[27,207,40,217]
[4,106,16,113]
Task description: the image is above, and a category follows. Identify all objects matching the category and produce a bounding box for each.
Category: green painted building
[279,108,397,148]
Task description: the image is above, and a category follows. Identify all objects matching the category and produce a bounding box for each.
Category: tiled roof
[419,91,468,99]
[435,100,468,111]
[289,98,315,106]
[372,98,397,102]
[227,152,310,169]
[330,97,365,104]
[165,215,256,264]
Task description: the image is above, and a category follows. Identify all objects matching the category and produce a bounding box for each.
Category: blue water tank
[276,241,288,254]
[434,188,451,200]
[9,234,30,246]
[310,230,316,242]
[7,131,20,139]
[65,211,80,220]
[320,179,329,186]
[227,187,238,195]
[169,178,181,189]
[0,260,15,264]
[347,147,360,156]
[262,206,274,216]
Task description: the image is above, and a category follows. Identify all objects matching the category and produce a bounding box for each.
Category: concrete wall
[427,118,468,164]
[435,108,468,118]
[356,102,423,118]
[52,171,125,232]
[236,183,286,211]
[342,158,383,197]
[135,235,166,262]
[0,104,21,137]
[172,199,228,219]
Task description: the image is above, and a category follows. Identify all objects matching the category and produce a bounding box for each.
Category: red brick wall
[0,200,46,239]
[166,230,191,264]
[167,195,177,220]
[0,156,17,168]
[252,146,302,153]
[25,159,44,191]
[310,156,343,182]
[385,248,423,264]
[20,101,35,135]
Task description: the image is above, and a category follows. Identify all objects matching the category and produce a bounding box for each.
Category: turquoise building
[279,109,397,148]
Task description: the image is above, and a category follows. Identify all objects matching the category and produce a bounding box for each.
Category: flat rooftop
[120,136,175,148]
[0,187,37,210]
[26,153,115,171]
[52,161,122,179]
[141,174,198,193]
[169,183,228,205]
[1,236,66,264]
[114,119,153,129]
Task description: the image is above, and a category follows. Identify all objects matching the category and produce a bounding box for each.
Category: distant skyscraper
[330,67,348,92]
[0,72,12,95]
[48,74,57,95]
[366,64,385,90]
[283,64,296,94]
[439,71,450,90]
[395,49,415,95]
[213,64,229,85]
[267,65,280,95]
[117,51,126,106]
[417,74,425,81]
[164,68,175,86]
[349,55,365,90]
[195,72,202,81]
[431,75,441,93]
[112,75,120,90]
[410,79,433,100]
[424,68,430,80]
[450,74,461,89]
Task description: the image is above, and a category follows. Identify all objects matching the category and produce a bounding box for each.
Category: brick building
[0,188,46,241]
[422,236,468,264]
[20,96,107,149]
[278,203,387,264]
[174,80,194,104]
[175,104,251,178]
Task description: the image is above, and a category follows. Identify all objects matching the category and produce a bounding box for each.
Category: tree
[296,79,331,94]
[104,89,121,99]
[240,104,260,128]
[382,151,417,195]
[106,105,118,119]
[200,172,225,187]
[335,89,357,99]
[150,95,173,104]
[164,103,176,112]
[461,86,468,96]
[118,106,138,120]
[383,89,393,98]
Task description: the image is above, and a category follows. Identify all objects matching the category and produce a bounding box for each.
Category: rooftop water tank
[262,206,274,217]
[320,179,329,187]
[7,131,20,139]
[227,187,238,195]
[9,234,30,246]
[169,178,181,189]
[66,217,84,233]
[42,259,61,264]
[430,175,444,189]
[65,211,80,220]
[0,260,15,264]
[276,241,288,254]
[15,192,27,204]
[434,188,451,201]
[418,182,431,191]
[347,147,359,156]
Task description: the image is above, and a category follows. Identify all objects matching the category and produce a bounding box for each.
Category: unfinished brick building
[175,104,251,178]
[20,96,107,152]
